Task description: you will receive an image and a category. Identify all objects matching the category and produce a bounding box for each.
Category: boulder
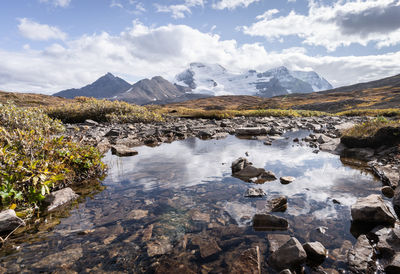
[0,209,25,233]
[303,241,327,264]
[347,235,375,274]
[268,237,307,271]
[191,235,221,258]
[374,226,400,258]
[45,188,78,212]
[280,176,295,185]
[236,127,268,136]
[111,145,138,157]
[245,188,266,198]
[252,214,288,231]
[351,194,396,225]
[231,157,251,174]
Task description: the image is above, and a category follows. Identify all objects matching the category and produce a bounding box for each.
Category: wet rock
[265,196,288,212]
[236,127,268,136]
[45,188,78,212]
[147,237,173,257]
[197,130,214,139]
[235,166,265,179]
[258,170,277,181]
[252,214,288,231]
[303,241,327,264]
[245,188,266,197]
[347,235,375,274]
[373,165,399,188]
[230,247,261,274]
[231,157,251,173]
[382,186,395,198]
[351,194,396,225]
[84,119,98,126]
[111,145,138,157]
[191,211,210,222]
[267,234,291,253]
[385,253,400,274]
[32,245,83,269]
[268,237,307,271]
[127,209,148,220]
[191,235,221,258]
[0,209,25,233]
[280,176,295,185]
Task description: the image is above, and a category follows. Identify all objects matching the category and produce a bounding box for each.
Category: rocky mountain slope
[175,63,332,97]
[54,73,131,99]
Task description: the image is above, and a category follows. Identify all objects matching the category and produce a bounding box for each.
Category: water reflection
[0,131,383,273]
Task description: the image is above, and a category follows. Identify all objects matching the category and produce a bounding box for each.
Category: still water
[0,131,383,273]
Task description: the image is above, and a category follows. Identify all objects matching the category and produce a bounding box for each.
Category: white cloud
[212,0,259,10]
[154,0,204,19]
[18,18,67,41]
[110,0,123,8]
[241,0,400,51]
[1,21,400,93]
[39,0,71,8]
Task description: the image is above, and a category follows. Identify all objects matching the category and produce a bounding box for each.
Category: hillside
[0,90,71,107]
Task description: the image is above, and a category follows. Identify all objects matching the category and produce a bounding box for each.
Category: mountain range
[53,63,333,104]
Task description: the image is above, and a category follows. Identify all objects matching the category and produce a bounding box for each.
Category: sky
[0,0,400,94]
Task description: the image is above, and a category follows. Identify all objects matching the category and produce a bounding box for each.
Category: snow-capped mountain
[175,63,333,97]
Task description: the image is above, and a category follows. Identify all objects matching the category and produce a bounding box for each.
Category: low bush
[0,103,106,210]
[47,97,163,124]
[343,116,400,138]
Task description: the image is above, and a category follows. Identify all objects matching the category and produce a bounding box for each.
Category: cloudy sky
[1,0,400,94]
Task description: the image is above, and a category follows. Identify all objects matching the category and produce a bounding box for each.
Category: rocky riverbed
[1,115,400,273]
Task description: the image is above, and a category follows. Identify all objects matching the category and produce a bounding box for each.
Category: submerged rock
[45,187,78,212]
[245,188,266,197]
[268,237,307,271]
[252,214,288,231]
[147,237,172,257]
[351,194,396,225]
[32,245,83,269]
[230,247,261,274]
[0,209,25,233]
[347,234,375,274]
[191,235,221,258]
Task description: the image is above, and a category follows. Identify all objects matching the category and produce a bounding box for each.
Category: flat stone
[347,234,375,274]
[267,234,291,253]
[127,209,148,220]
[111,145,138,157]
[245,188,266,197]
[45,188,78,212]
[253,214,288,231]
[280,176,295,184]
[303,241,327,263]
[268,237,307,271]
[351,194,396,225]
[0,209,25,233]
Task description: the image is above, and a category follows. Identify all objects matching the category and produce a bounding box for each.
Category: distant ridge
[53,73,131,99]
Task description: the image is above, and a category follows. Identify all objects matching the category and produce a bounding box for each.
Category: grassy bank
[343,116,400,138]
[0,103,106,213]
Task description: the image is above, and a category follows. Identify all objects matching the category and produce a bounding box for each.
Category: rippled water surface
[0,131,384,273]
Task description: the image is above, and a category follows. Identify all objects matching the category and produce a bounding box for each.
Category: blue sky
[0,0,400,93]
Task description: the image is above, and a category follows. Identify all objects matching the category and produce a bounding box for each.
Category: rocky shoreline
[1,115,399,273]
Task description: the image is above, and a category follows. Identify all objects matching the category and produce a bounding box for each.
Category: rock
[230,247,261,274]
[191,211,210,222]
[147,237,172,257]
[373,226,400,257]
[111,145,138,157]
[252,214,288,231]
[127,209,148,220]
[258,170,277,181]
[236,127,268,136]
[319,138,345,155]
[105,128,120,137]
[84,119,98,126]
[347,235,375,274]
[373,165,399,188]
[280,176,295,184]
[351,194,396,225]
[235,166,265,179]
[191,235,221,258]
[265,196,288,212]
[268,237,307,271]
[231,157,251,173]
[303,241,327,264]
[245,188,266,197]
[316,134,331,144]
[385,252,400,274]
[267,234,291,253]
[382,186,395,198]
[0,209,25,233]
[45,188,78,212]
